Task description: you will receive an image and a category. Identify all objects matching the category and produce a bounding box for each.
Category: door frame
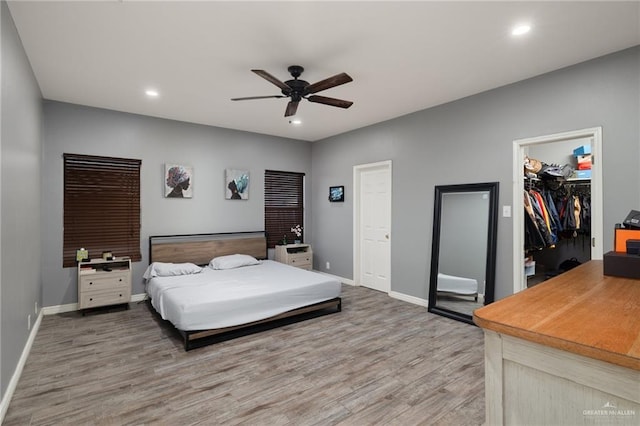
[512,127,603,293]
[353,160,392,291]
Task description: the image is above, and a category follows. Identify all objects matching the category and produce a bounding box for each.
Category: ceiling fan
[231,65,353,117]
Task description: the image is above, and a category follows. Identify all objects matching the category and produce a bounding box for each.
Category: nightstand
[77,257,131,311]
[275,244,313,270]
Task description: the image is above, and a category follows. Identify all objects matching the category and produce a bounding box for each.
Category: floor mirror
[427,182,499,324]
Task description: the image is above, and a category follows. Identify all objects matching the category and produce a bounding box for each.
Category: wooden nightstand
[275,244,313,270]
[77,257,132,311]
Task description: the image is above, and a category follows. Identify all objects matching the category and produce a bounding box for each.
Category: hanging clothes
[542,189,563,235]
[524,190,546,250]
[523,182,591,252]
[525,189,555,250]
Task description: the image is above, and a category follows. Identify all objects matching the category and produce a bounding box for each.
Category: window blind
[265,170,304,248]
[63,154,142,267]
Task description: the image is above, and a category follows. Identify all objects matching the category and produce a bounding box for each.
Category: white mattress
[437,272,478,295]
[146,260,341,331]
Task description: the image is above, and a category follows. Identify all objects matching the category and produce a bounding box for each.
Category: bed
[436,272,478,298]
[146,231,342,350]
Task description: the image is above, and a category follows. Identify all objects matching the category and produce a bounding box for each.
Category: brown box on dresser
[603,251,640,279]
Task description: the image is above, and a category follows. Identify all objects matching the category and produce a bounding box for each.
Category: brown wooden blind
[265,170,305,248]
[63,154,142,267]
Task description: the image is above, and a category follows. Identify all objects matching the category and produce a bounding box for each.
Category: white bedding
[146,260,341,331]
[437,272,478,295]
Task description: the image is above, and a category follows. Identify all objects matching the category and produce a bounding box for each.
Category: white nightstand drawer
[288,253,311,264]
[79,272,130,292]
[80,288,130,309]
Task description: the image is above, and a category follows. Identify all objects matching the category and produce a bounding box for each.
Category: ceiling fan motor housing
[283,65,308,100]
[283,79,309,98]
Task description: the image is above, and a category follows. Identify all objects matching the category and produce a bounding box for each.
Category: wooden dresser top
[474,260,640,370]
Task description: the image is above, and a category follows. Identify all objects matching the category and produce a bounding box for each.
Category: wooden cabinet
[275,244,313,270]
[474,261,640,425]
[78,257,131,310]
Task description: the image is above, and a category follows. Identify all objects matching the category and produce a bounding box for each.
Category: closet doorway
[512,127,603,293]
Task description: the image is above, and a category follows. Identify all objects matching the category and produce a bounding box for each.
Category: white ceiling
[7,1,640,142]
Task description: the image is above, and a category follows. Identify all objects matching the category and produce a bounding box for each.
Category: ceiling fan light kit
[231,65,353,117]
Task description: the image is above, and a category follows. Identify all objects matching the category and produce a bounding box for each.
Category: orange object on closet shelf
[576,154,592,170]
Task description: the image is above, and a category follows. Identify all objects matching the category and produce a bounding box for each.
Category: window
[265,170,304,248]
[63,154,142,267]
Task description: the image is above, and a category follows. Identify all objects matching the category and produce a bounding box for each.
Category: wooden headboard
[149,231,267,265]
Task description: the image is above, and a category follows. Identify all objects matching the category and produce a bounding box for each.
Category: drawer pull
[89,282,93,285]
[119,278,122,282]
[89,298,93,301]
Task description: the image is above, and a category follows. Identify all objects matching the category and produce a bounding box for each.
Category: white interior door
[355,161,391,293]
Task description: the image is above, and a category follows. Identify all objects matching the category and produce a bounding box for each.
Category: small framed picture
[165,164,193,198]
[225,169,249,200]
[329,185,344,202]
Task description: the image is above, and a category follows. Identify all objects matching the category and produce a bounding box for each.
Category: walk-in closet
[523,138,593,287]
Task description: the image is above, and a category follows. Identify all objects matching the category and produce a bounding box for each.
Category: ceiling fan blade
[231,95,285,101]
[305,72,353,94]
[285,100,299,117]
[307,95,353,109]
[252,69,290,91]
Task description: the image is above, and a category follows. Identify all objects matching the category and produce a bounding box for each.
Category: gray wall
[1,1,43,397]
[311,46,640,301]
[41,102,312,306]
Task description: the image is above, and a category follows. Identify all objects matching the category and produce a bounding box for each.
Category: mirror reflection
[428,182,499,324]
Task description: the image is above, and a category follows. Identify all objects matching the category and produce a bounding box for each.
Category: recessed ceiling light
[289,119,302,125]
[512,24,531,36]
[145,89,159,97]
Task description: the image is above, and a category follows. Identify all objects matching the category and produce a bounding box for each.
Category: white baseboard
[389,290,428,307]
[41,293,147,316]
[0,310,43,424]
[312,270,354,286]
[41,302,77,315]
[130,293,147,303]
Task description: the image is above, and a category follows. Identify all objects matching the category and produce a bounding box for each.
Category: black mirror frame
[427,182,499,324]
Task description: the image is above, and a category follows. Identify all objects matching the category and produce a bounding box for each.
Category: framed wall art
[165,164,193,198]
[225,169,249,200]
[329,185,344,202]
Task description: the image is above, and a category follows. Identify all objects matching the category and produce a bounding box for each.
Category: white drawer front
[80,272,130,292]
[80,288,131,309]
[289,253,311,263]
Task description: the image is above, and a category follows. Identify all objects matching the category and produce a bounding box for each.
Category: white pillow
[209,254,260,270]
[143,262,203,280]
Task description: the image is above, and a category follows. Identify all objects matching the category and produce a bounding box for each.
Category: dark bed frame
[148,231,342,350]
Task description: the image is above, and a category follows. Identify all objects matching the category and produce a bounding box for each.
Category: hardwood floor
[4,285,485,425]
